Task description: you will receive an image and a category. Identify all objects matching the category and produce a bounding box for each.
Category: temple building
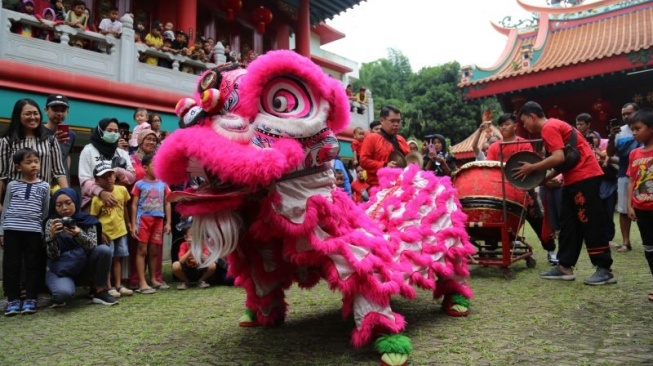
[456,0,653,158]
[0,0,369,175]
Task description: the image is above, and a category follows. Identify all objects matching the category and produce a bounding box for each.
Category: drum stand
[467,140,539,280]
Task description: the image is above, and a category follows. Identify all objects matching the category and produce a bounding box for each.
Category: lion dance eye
[261,77,314,119]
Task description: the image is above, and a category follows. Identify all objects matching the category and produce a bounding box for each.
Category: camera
[61,217,77,229]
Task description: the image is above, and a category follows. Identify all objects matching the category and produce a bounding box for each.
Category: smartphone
[58,124,69,134]
[428,143,436,153]
[120,129,129,141]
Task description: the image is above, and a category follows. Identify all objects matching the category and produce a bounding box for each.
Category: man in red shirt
[359,105,411,187]
[514,101,615,285]
[486,113,558,264]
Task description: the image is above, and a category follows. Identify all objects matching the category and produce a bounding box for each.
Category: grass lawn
[1,215,653,365]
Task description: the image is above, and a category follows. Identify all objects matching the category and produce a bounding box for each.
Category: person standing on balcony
[143,23,163,66]
[65,0,89,30]
[98,7,122,41]
[11,0,37,38]
[52,0,66,22]
[359,105,410,188]
[64,0,89,49]
[43,94,76,185]
[352,86,368,115]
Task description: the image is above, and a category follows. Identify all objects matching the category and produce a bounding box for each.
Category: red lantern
[253,6,273,34]
[221,0,242,22]
[591,98,612,123]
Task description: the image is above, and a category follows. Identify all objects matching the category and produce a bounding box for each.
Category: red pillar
[276,24,290,50]
[295,0,310,56]
[177,0,198,42]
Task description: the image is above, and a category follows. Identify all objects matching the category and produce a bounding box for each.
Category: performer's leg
[235,240,290,327]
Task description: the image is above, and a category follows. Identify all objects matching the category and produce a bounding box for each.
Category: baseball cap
[46,94,69,108]
[93,162,115,178]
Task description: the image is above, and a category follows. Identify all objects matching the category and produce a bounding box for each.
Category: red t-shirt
[351,179,369,203]
[178,241,211,267]
[485,136,533,162]
[542,118,602,186]
[352,139,362,157]
[627,147,653,210]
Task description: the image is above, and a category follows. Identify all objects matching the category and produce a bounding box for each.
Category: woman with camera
[423,134,457,177]
[45,188,118,307]
[78,118,135,210]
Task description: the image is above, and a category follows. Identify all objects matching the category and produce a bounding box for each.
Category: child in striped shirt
[0,148,50,316]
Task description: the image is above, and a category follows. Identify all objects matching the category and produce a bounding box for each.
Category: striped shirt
[0,136,66,185]
[0,180,50,235]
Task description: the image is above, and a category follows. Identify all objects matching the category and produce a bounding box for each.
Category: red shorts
[137,216,164,245]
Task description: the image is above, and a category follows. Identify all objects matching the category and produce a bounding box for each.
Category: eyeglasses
[21,112,40,117]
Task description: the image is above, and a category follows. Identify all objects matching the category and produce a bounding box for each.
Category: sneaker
[92,291,119,306]
[4,300,21,316]
[108,288,121,298]
[199,280,210,289]
[547,251,559,265]
[176,282,189,290]
[21,299,37,314]
[118,287,134,296]
[50,300,67,309]
[584,267,617,286]
[540,265,575,281]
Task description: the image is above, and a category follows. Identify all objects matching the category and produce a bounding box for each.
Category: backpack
[556,128,581,173]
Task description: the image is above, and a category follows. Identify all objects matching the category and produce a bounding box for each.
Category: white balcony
[0,8,226,95]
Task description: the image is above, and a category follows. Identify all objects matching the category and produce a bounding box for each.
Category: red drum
[452,161,529,234]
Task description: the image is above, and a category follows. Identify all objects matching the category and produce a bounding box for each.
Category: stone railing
[0,7,226,94]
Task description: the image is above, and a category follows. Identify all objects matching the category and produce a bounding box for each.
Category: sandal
[176,282,189,290]
[153,282,170,290]
[616,243,632,253]
[135,287,156,294]
[199,280,210,289]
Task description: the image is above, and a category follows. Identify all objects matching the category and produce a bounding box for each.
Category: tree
[358,50,497,146]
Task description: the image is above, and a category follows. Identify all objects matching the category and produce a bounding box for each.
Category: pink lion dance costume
[156,51,475,366]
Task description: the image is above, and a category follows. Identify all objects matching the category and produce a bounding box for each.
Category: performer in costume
[156,52,475,366]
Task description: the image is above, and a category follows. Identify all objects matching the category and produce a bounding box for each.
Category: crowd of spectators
[1,95,234,315]
[7,0,258,74]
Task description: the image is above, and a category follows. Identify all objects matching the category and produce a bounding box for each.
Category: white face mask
[101,131,120,144]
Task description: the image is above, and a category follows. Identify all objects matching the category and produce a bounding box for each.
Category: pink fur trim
[351,312,406,348]
[155,127,303,189]
[240,50,350,132]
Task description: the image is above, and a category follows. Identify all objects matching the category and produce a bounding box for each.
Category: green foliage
[358,49,500,146]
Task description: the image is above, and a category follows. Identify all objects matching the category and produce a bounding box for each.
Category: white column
[118,13,136,83]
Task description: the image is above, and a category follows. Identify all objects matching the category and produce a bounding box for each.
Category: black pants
[634,208,653,277]
[525,189,556,252]
[558,176,613,269]
[601,188,617,242]
[2,230,42,301]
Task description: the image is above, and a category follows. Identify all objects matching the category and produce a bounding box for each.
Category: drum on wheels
[452,161,536,279]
